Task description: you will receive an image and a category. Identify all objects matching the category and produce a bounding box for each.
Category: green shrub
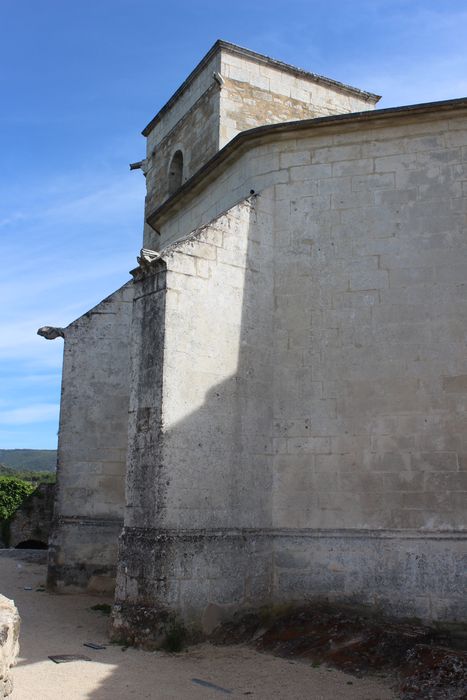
[0,476,36,520]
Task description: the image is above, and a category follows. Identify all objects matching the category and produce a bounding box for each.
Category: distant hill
[0,449,56,472]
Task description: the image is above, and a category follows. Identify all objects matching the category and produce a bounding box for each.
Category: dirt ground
[0,550,396,700]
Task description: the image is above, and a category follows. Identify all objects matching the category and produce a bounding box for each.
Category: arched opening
[168,150,183,195]
[15,539,48,550]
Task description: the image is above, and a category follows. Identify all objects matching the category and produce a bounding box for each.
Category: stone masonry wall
[113,195,277,644]
[151,111,467,250]
[271,118,467,533]
[160,195,275,531]
[269,111,467,621]
[143,51,221,218]
[219,49,377,146]
[48,282,133,594]
[144,84,221,213]
[7,483,55,548]
[144,107,467,623]
[142,44,377,247]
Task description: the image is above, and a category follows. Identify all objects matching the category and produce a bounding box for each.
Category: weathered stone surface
[0,595,19,697]
[47,42,467,646]
[47,283,133,593]
[6,483,55,548]
[37,326,65,340]
[142,41,378,247]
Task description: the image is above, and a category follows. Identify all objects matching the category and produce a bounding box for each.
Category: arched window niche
[168,150,184,195]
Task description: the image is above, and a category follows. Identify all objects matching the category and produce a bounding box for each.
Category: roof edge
[65,280,133,330]
[147,96,467,229]
[142,39,381,137]
[220,41,381,103]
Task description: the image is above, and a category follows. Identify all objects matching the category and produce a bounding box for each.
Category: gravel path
[0,551,396,699]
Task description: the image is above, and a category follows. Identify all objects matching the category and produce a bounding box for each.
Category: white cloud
[0,165,142,374]
[0,403,60,425]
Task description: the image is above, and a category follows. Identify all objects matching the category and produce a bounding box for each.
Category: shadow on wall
[112,191,277,645]
[15,540,48,550]
[114,150,467,649]
[17,139,467,695]
[168,150,184,195]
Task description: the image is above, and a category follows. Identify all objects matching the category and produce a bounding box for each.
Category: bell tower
[140,40,379,245]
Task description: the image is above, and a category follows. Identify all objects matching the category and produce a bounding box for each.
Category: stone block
[0,595,19,698]
[332,158,373,177]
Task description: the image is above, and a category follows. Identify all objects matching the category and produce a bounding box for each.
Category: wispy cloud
[2,0,467,451]
[43,179,141,225]
[0,166,142,358]
[0,162,143,447]
[0,212,26,228]
[2,169,144,242]
[0,403,60,425]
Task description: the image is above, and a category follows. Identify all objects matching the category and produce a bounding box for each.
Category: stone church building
[41,41,467,644]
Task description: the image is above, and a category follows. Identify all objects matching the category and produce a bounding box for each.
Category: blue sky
[1,0,467,449]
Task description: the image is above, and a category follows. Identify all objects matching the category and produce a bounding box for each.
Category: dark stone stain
[212,603,467,699]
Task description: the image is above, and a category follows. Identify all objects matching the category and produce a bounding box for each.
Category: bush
[0,465,56,484]
[0,477,36,521]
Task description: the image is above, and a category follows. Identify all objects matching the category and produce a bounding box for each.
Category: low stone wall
[47,517,122,594]
[7,483,55,548]
[0,595,19,698]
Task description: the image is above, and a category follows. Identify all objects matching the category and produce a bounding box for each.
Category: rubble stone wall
[7,483,55,548]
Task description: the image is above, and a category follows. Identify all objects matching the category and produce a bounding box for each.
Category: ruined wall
[6,483,55,548]
[48,283,133,594]
[113,195,276,644]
